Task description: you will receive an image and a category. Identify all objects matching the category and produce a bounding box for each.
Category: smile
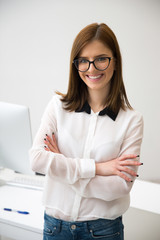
[87,74,103,81]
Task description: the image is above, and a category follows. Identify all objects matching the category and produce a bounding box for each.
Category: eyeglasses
[73,56,113,72]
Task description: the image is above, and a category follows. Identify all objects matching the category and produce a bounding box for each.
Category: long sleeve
[71,112,144,201]
[29,97,95,184]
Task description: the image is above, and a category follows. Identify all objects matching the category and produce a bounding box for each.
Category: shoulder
[41,94,63,119]
[46,94,72,118]
[118,108,144,126]
[116,108,144,140]
[48,94,63,109]
[50,93,62,103]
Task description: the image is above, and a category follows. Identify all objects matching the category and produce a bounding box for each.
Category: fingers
[117,154,143,182]
[118,154,143,167]
[119,165,138,177]
[44,134,54,151]
[44,146,50,151]
[52,133,57,143]
[119,154,138,161]
[44,133,61,153]
[120,160,142,166]
[45,133,56,147]
[117,171,132,182]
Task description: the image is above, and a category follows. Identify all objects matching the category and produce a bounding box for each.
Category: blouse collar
[75,102,118,121]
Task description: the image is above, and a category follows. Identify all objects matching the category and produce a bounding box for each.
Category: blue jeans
[43,213,124,240]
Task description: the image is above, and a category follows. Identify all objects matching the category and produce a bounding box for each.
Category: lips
[87,74,103,82]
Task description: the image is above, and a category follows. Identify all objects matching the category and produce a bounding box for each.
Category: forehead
[79,40,113,57]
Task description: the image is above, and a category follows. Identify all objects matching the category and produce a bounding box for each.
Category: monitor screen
[0,101,33,174]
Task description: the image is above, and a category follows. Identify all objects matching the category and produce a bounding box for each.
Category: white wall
[0,0,160,182]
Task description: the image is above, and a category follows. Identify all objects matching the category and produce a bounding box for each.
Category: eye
[96,57,108,62]
[79,58,88,64]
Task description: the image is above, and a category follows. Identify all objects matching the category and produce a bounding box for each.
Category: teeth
[88,75,102,79]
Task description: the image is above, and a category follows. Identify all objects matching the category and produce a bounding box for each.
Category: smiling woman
[57,23,131,115]
[29,23,144,240]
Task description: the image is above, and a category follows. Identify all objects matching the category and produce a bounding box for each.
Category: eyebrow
[78,54,110,58]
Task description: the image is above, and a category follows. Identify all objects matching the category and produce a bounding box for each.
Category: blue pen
[3,208,30,215]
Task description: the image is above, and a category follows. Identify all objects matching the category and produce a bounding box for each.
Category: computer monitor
[0,101,33,174]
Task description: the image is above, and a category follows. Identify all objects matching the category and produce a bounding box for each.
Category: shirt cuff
[80,158,95,179]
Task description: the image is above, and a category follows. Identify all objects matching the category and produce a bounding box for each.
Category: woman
[30,23,143,240]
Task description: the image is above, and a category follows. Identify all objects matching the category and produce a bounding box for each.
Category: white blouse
[29,94,143,221]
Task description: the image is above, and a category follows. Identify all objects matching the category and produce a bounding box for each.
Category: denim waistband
[44,212,122,229]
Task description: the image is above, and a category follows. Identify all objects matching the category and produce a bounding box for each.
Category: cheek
[106,67,115,80]
[79,72,85,82]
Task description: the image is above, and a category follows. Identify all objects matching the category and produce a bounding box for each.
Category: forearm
[72,175,134,202]
[30,146,95,184]
[72,158,140,202]
[95,154,141,182]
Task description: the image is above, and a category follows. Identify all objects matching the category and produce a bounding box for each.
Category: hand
[96,154,142,182]
[44,133,61,154]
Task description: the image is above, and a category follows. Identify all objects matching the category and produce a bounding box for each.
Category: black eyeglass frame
[73,57,113,72]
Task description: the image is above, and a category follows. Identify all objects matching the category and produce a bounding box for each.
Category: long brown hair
[56,23,132,113]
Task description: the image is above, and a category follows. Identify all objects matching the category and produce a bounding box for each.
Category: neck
[88,88,109,113]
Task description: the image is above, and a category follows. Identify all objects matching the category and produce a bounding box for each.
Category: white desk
[0,185,44,240]
[130,179,160,214]
[0,179,159,240]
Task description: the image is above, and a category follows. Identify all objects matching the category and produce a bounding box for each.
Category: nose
[88,61,97,72]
